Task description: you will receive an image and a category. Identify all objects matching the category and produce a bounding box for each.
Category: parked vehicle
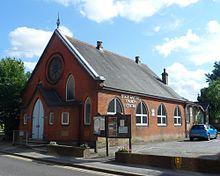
[189,124,218,141]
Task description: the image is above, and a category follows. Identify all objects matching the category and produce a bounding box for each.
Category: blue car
[189,124,218,141]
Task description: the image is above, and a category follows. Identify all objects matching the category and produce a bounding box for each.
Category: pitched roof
[38,84,81,107]
[56,29,185,102]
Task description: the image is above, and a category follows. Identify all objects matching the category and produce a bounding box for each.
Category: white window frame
[61,112,69,125]
[84,97,91,125]
[174,106,182,126]
[107,98,123,115]
[23,114,28,125]
[136,102,148,126]
[66,75,75,101]
[49,112,54,125]
[157,104,167,126]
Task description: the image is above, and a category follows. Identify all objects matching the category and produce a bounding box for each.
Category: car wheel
[207,134,211,141]
[190,137,193,141]
[214,133,218,139]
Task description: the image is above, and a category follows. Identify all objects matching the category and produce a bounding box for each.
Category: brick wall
[20,34,98,143]
[20,33,186,145]
[98,89,185,141]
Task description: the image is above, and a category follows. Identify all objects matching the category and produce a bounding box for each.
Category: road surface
[0,154,117,176]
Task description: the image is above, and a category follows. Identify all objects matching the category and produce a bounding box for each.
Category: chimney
[96,40,103,50]
[135,56,140,64]
[162,68,168,85]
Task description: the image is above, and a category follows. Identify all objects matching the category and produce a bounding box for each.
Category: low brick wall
[115,152,220,174]
[48,144,90,158]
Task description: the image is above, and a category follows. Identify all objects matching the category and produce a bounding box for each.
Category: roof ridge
[65,35,137,64]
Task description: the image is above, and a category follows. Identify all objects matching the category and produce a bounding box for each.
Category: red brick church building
[19,28,186,146]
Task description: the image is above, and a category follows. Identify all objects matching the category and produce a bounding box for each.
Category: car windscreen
[192,125,205,130]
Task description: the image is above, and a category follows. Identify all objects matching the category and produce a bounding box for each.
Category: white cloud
[207,20,220,33]
[7,27,52,58]
[59,26,73,37]
[155,29,200,57]
[23,61,37,71]
[189,35,220,65]
[155,20,220,65]
[7,26,73,59]
[53,0,199,23]
[80,0,121,23]
[189,20,220,65]
[154,26,161,33]
[118,0,162,23]
[165,0,199,7]
[167,62,207,101]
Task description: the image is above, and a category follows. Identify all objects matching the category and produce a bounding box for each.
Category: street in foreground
[0,155,116,176]
[0,153,217,176]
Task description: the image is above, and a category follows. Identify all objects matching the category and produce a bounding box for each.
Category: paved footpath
[0,141,218,176]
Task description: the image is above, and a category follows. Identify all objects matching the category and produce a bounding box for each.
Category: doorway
[32,99,44,139]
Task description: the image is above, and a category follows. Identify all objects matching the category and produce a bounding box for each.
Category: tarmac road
[0,154,117,176]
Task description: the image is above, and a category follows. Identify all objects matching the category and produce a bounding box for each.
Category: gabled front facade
[20,29,186,146]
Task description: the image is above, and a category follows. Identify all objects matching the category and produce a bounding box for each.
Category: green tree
[198,61,220,122]
[206,61,220,82]
[0,57,29,139]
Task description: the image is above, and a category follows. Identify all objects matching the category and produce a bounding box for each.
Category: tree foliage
[0,57,29,139]
[206,61,220,82]
[198,61,220,121]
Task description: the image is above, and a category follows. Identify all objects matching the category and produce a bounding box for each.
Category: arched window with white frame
[174,106,182,126]
[157,104,167,126]
[107,98,123,115]
[136,102,148,126]
[84,97,91,125]
[66,74,75,101]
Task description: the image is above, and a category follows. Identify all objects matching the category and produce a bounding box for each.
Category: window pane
[162,105,166,115]
[136,115,141,123]
[23,114,27,125]
[143,116,147,123]
[136,103,141,114]
[158,117,161,123]
[142,103,147,114]
[158,105,162,115]
[66,76,75,100]
[162,117,166,124]
[174,106,181,116]
[107,99,114,113]
[49,112,54,125]
[178,118,181,124]
[174,107,178,116]
[174,118,177,124]
[178,108,181,116]
[116,99,122,113]
[85,99,91,124]
[62,112,69,125]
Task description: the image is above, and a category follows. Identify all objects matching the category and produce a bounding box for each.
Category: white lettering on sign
[121,94,140,109]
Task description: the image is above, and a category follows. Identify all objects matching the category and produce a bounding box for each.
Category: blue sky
[1,0,220,101]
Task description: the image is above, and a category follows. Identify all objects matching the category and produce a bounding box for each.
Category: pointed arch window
[23,114,28,125]
[136,102,148,126]
[107,98,123,115]
[66,75,75,101]
[84,97,91,125]
[174,106,182,126]
[157,104,167,126]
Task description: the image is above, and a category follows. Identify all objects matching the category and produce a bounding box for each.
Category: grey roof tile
[66,36,185,102]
